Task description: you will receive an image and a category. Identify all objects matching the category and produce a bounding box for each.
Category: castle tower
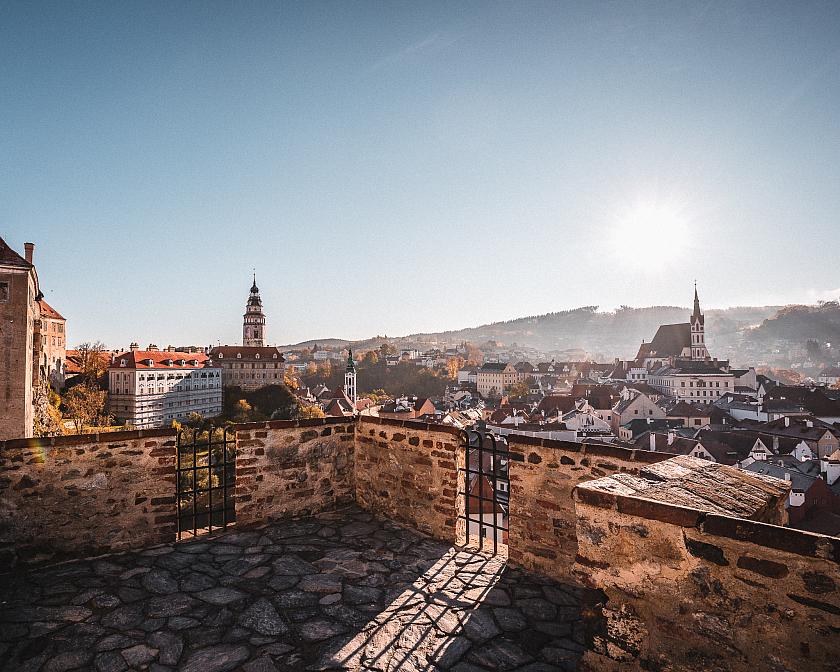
[243,275,266,347]
[344,349,357,408]
[690,283,710,361]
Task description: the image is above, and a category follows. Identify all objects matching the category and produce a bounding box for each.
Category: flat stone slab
[0,506,589,671]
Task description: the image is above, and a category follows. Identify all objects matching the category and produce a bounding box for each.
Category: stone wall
[234,417,355,527]
[507,436,673,579]
[573,474,840,671]
[354,416,461,541]
[0,429,176,570]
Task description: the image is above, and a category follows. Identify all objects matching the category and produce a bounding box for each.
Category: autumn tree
[63,383,107,434]
[446,356,465,379]
[298,404,326,419]
[75,341,109,384]
[379,342,397,357]
[362,350,379,365]
[284,368,300,390]
[508,382,529,399]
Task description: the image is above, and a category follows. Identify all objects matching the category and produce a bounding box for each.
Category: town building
[208,345,286,390]
[208,276,285,390]
[476,362,517,398]
[36,299,66,389]
[818,367,840,386]
[0,238,67,440]
[108,347,222,428]
[242,275,266,347]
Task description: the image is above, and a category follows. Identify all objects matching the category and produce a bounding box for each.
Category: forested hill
[286,301,840,366]
[401,305,781,359]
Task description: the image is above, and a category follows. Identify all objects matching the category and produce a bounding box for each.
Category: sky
[2,1,840,348]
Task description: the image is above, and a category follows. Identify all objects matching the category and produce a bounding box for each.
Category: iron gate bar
[458,429,522,554]
[176,426,236,540]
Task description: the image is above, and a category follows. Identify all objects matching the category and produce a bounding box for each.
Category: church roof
[647,322,691,358]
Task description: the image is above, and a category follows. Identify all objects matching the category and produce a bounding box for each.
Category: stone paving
[0,507,589,671]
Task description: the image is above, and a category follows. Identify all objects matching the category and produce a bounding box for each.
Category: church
[208,276,285,391]
[635,285,735,403]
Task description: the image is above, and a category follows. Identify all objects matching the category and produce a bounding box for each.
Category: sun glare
[610,201,690,266]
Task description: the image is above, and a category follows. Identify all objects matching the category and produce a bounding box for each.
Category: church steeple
[689,283,709,361]
[243,274,266,347]
[344,348,357,408]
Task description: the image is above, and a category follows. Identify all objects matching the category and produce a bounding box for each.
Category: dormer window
[255,353,260,359]
[145,358,154,367]
[188,359,197,366]
[177,359,186,366]
[120,359,126,367]
[273,354,278,359]
[218,353,224,359]
[237,353,242,359]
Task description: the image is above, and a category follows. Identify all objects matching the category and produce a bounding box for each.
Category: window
[0,281,8,303]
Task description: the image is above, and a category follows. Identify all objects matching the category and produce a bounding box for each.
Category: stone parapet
[0,429,178,571]
[234,418,355,526]
[355,416,459,541]
[507,436,675,579]
[573,456,839,671]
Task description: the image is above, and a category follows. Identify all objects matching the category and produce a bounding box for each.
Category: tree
[63,383,107,434]
[805,339,823,360]
[283,368,300,390]
[379,342,396,357]
[508,382,529,399]
[232,399,254,423]
[75,341,109,384]
[298,404,325,419]
[446,356,465,379]
[363,350,379,365]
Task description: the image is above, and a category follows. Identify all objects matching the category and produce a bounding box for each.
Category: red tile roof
[110,350,213,370]
[37,299,65,320]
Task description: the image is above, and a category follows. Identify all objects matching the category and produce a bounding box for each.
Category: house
[476,362,517,398]
[323,387,355,417]
[743,416,840,459]
[611,390,665,433]
[378,396,436,420]
[818,367,840,386]
[666,401,712,429]
[208,345,285,391]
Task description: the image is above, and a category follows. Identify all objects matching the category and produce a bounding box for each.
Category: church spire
[693,281,701,320]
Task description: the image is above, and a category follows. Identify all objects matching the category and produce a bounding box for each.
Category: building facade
[208,346,286,390]
[108,348,222,429]
[0,239,67,440]
[477,362,517,398]
[36,299,66,390]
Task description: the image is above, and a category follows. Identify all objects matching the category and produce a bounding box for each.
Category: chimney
[649,432,657,452]
[784,472,791,482]
[773,436,779,453]
[148,343,159,352]
[667,430,676,446]
[24,242,34,264]
[784,416,790,428]
[805,420,813,428]
[130,342,139,352]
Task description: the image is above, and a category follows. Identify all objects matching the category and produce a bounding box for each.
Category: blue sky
[2,1,839,348]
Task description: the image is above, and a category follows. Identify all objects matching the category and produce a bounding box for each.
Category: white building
[648,365,734,404]
[109,348,222,428]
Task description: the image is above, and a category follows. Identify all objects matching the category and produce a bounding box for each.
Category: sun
[610,201,690,266]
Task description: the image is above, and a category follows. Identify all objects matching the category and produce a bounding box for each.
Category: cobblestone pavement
[0,507,589,671]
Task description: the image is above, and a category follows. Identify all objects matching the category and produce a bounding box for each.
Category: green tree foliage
[221,384,300,422]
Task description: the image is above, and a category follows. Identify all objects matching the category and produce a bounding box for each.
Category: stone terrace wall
[507,436,673,579]
[573,486,840,672]
[355,416,460,541]
[0,429,176,571]
[234,418,355,527]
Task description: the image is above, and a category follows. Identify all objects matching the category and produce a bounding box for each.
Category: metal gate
[458,429,522,553]
[176,426,236,539]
